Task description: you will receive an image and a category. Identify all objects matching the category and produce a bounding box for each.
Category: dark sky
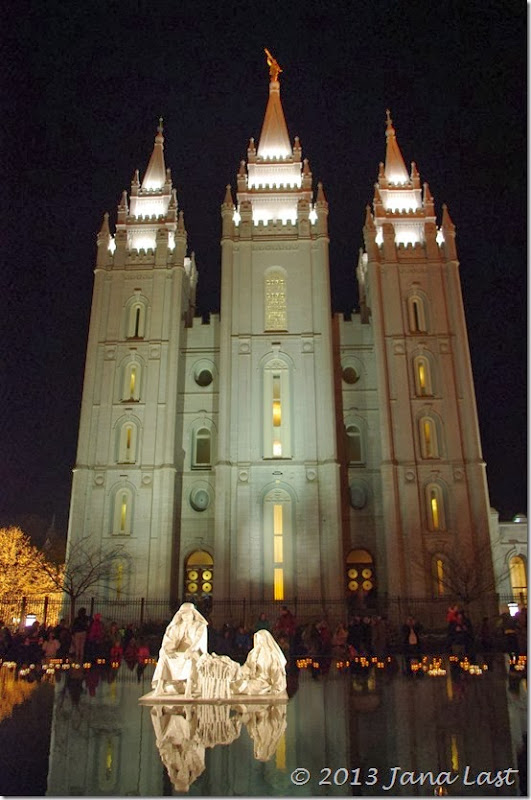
[2,0,526,533]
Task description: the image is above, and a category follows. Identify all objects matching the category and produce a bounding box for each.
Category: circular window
[202,582,212,593]
[195,369,213,387]
[188,570,198,581]
[342,366,360,385]
[190,488,210,512]
[348,580,359,591]
[362,568,372,579]
[202,570,212,581]
[187,582,198,593]
[348,568,358,579]
[362,580,373,591]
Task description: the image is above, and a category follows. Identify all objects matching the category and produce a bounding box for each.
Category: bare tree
[428,546,509,610]
[40,536,125,622]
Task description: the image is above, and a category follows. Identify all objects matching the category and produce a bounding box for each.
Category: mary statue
[152,603,209,696]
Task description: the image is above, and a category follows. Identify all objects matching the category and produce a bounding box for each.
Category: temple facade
[66,60,501,616]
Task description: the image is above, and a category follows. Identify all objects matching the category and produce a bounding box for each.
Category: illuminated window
[426,483,446,531]
[419,416,439,459]
[113,487,133,535]
[265,489,292,600]
[265,271,287,330]
[122,361,141,401]
[117,421,137,463]
[414,355,433,396]
[407,295,427,333]
[184,550,214,602]
[346,549,375,598]
[192,427,211,469]
[509,555,527,604]
[273,504,284,599]
[346,424,363,464]
[432,556,446,596]
[263,361,291,459]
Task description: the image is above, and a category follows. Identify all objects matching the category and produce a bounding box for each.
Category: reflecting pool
[0,656,527,796]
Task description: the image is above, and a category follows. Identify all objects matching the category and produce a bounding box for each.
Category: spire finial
[158,116,164,134]
[264,48,282,82]
[386,109,395,137]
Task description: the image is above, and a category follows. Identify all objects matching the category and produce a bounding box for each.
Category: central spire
[257,49,292,159]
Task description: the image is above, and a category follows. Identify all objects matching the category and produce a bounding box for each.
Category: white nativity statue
[148,603,287,701]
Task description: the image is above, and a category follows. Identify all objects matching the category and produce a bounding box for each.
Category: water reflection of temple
[46,661,522,796]
[46,665,163,796]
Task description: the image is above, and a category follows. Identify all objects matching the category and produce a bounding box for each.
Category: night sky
[2,0,526,536]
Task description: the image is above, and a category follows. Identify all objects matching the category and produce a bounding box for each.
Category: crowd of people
[0,602,526,675]
[0,608,151,670]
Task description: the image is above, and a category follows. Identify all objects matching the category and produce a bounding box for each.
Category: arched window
[264,270,287,331]
[122,361,141,401]
[263,360,291,459]
[432,555,446,597]
[414,355,433,396]
[184,550,214,604]
[264,488,292,601]
[407,295,427,333]
[117,421,138,463]
[346,423,364,464]
[112,487,133,535]
[126,299,147,339]
[509,555,527,604]
[192,427,211,469]
[419,416,439,459]
[426,482,446,531]
[346,549,376,602]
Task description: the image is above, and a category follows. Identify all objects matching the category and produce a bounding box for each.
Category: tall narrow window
[408,295,427,332]
[113,487,133,535]
[265,271,287,330]
[193,427,211,469]
[414,355,433,396]
[509,555,527,604]
[122,362,141,401]
[426,483,446,531]
[273,504,284,600]
[127,301,146,338]
[419,416,439,459]
[264,488,292,601]
[263,361,291,459]
[118,421,137,463]
[346,424,363,463]
[432,556,445,596]
[116,562,124,599]
[272,375,282,456]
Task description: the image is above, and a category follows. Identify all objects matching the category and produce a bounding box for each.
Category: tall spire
[384,110,409,184]
[142,117,166,190]
[257,49,292,159]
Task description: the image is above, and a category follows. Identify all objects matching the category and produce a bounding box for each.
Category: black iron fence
[0,592,520,633]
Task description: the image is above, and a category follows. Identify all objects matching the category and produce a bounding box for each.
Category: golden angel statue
[265,48,282,82]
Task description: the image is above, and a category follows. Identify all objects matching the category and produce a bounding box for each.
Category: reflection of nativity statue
[150,706,206,793]
[241,703,287,761]
[150,702,286,792]
[152,603,208,696]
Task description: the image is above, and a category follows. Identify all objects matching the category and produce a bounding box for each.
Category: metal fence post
[43,596,49,627]
[140,597,145,627]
